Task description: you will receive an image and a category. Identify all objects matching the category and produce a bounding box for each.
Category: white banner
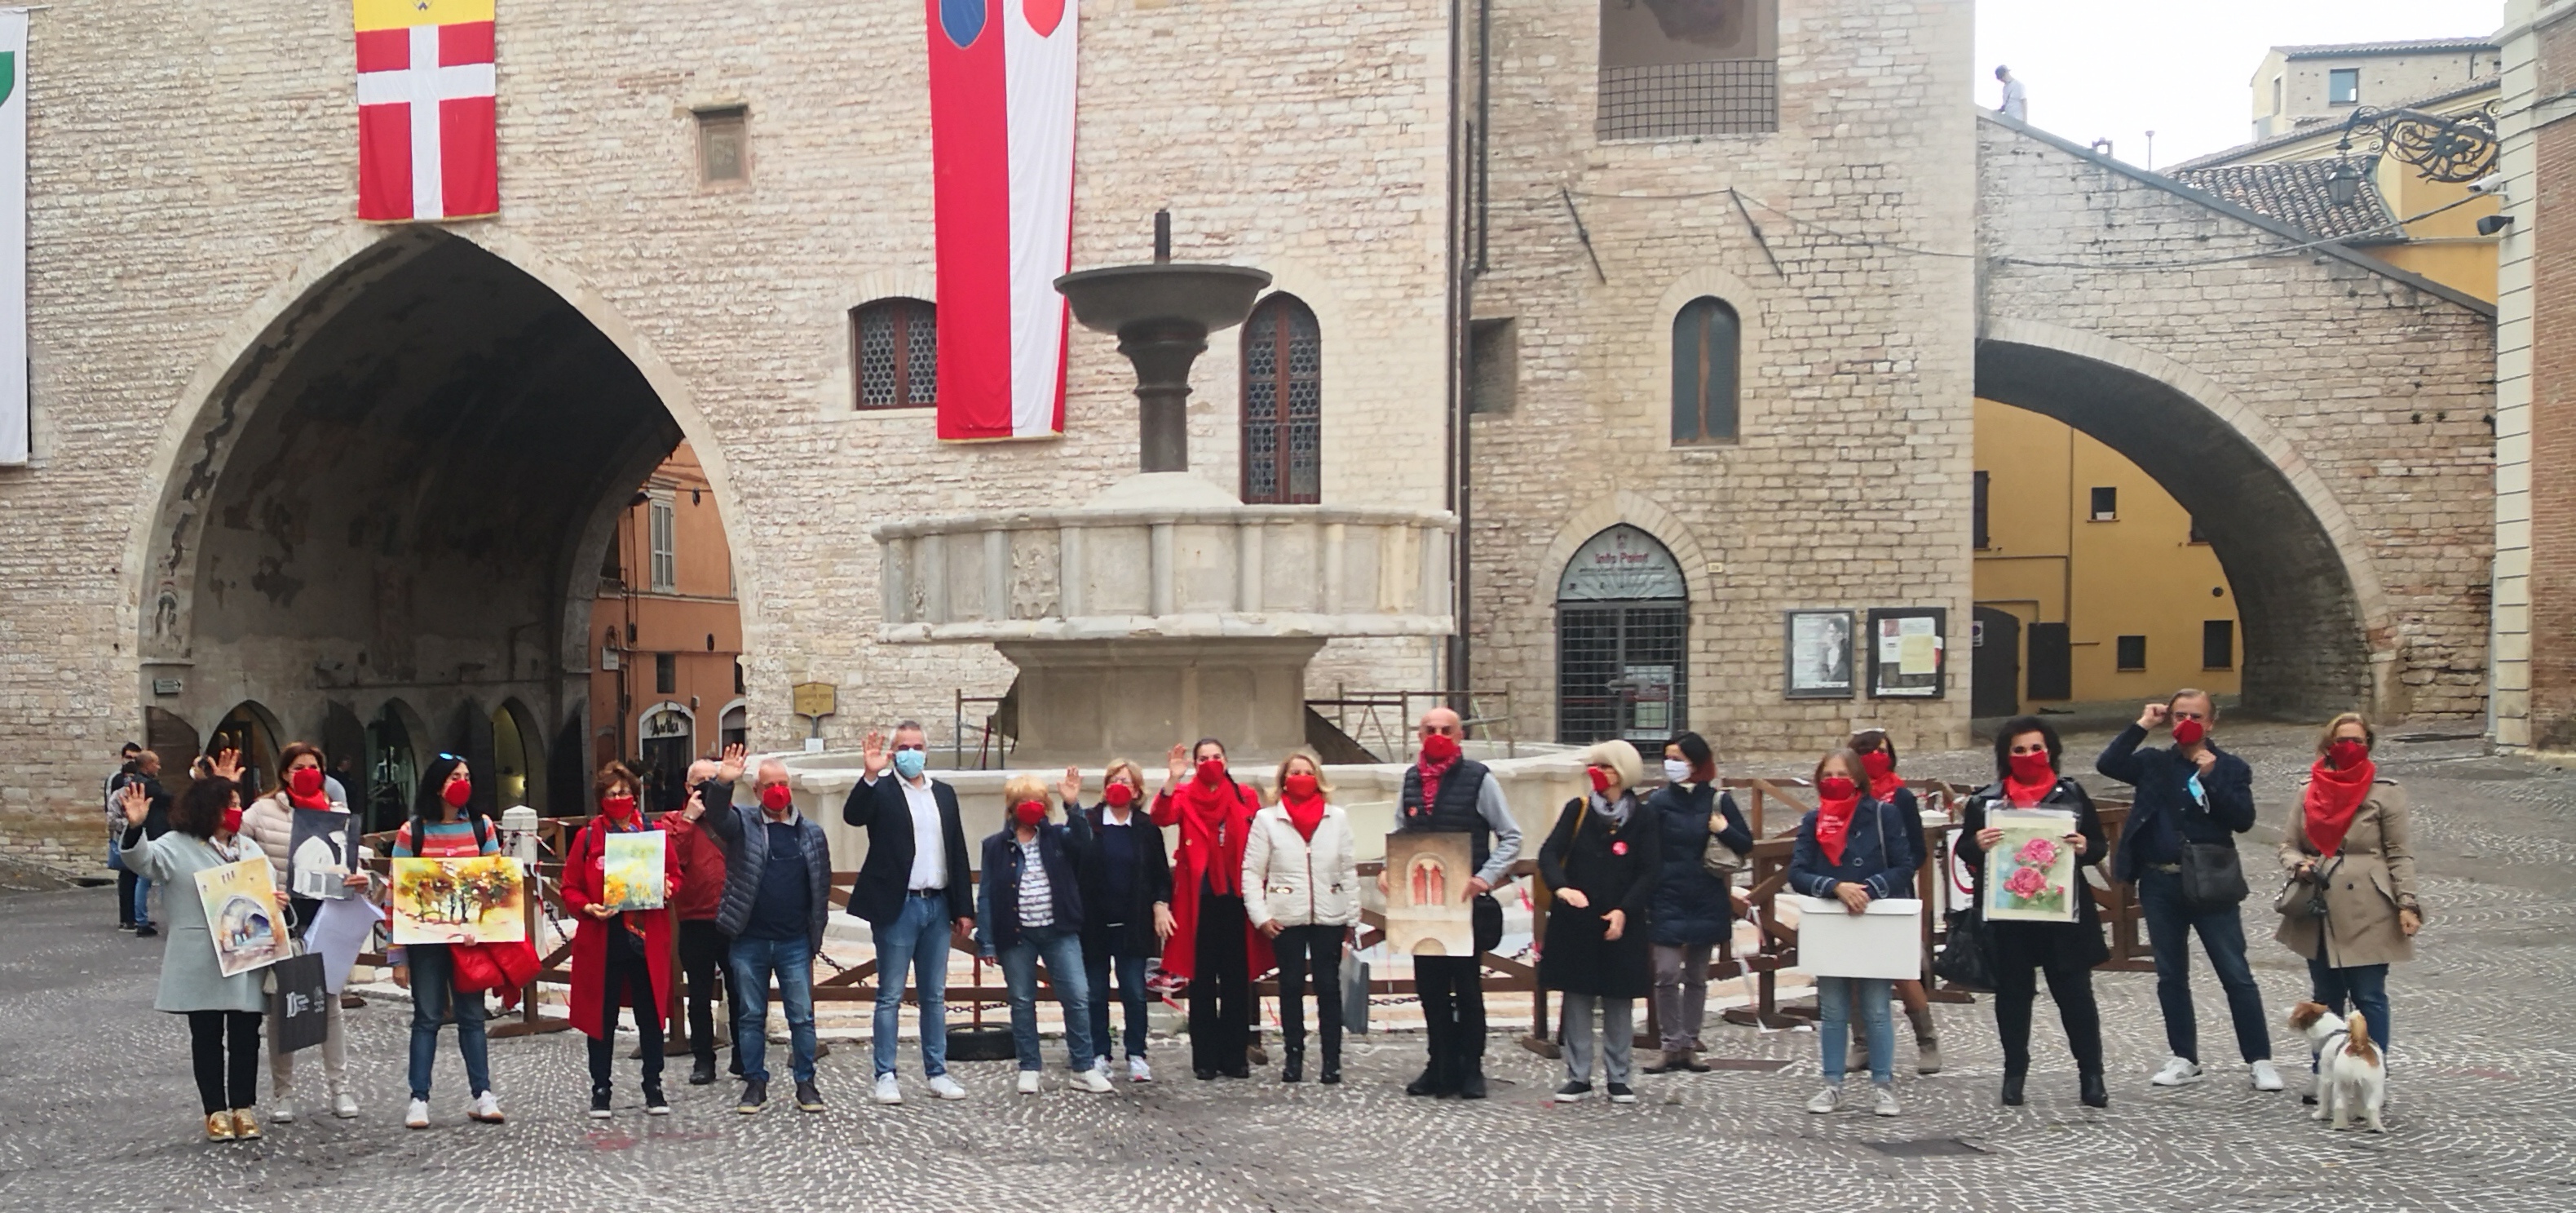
[0,11,24,466]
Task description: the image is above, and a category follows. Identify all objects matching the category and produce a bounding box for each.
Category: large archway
[1975,332,2384,718]
[133,228,737,819]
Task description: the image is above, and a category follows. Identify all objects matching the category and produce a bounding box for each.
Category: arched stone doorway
[133,229,741,821]
[1976,334,2382,717]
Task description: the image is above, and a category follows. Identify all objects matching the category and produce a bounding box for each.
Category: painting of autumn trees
[391,857,528,945]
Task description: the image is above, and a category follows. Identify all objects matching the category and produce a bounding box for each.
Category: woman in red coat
[563,762,680,1118]
[1151,737,1274,1080]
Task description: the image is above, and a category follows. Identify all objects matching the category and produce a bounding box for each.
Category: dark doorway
[1971,607,2021,718]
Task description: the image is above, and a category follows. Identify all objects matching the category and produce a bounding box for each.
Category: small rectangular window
[2328,68,2359,105]
[2203,620,2235,671]
[733,659,745,695]
[696,105,749,184]
[1469,317,1517,414]
[655,653,677,695]
[2088,486,2118,521]
[648,499,677,593]
[1973,471,1991,550]
[2115,635,2147,671]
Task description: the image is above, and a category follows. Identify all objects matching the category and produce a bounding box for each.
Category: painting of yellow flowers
[602,831,666,912]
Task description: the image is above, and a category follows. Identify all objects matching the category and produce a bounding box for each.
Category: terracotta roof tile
[2163,158,2401,243]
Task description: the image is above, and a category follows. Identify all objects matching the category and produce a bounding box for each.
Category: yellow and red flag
[354,0,497,222]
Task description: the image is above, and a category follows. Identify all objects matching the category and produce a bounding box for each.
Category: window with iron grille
[655,653,676,695]
[1672,296,1740,444]
[1597,0,1779,139]
[695,105,748,184]
[1555,525,1690,744]
[1241,293,1321,504]
[852,299,938,409]
[2115,635,2146,671]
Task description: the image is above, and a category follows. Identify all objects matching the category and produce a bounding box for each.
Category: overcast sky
[1973,0,2507,168]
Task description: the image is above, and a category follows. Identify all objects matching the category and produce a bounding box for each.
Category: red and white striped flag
[927,0,1075,441]
[355,0,497,223]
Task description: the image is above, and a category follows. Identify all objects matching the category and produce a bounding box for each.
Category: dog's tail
[2344,1011,2379,1065]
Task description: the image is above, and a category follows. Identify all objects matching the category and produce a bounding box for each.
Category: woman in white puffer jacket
[1243,748,1359,1085]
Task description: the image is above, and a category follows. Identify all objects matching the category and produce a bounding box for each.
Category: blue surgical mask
[892,749,927,781]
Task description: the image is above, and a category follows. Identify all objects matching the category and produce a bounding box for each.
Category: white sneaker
[469,1091,505,1123]
[1805,1085,1842,1113]
[927,1074,967,1100]
[2251,1060,2286,1091]
[873,1074,904,1105]
[1096,1055,1113,1074]
[2151,1056,2203,1087]
[1872,1087,1901,1117]
[1129,1056,1153,1083]
[332,1093,359,1120]
[1017,1070,1042,1095]
[403,1098,431,1130]
[272,1096,296,1124]
[1072,1065,1114,1094]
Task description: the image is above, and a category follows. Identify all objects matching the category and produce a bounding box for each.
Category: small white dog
[2287,1001,2386,1132]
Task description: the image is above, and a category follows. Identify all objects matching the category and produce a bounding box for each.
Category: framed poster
[1867,607,1947,699]
[1984,809,2080,923]
[1383,831,1476,957]
[1783,609,1855,699]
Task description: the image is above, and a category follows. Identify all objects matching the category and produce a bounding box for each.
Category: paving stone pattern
[4,725,2571,1211]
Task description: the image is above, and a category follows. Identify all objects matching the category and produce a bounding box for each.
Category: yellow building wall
[1974,401,2241,706]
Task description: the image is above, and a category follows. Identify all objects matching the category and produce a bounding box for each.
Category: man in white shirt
[842,721,975,1106]
[1996,65,2028,122]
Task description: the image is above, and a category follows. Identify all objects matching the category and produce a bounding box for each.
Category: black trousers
[117,870,139,925]
[1272,924,1345,1059]
[677,919,738,1065]
[586,944,665,1091]
[1992,958,2104,1077]
[187,1010,262,1114]
[1416,954,1487,1071]
[1188,892,1252,1074]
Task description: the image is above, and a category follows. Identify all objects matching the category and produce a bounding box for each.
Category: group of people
[115,691,2424,1140]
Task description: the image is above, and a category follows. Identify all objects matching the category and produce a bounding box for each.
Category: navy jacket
[1787,799,1914,901]
[1643,781,1752,946]
[975,809,1093,955]
[2093,724,2256,883]
[694,778,833,957]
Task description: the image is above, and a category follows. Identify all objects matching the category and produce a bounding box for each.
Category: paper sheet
[307,893,384,994]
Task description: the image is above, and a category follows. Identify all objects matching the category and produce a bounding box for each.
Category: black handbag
[2180,842,2250,910]
[1933,908,1997,992]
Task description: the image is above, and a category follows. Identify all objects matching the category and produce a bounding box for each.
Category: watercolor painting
[602,831,666,912]
[1985,808,2079,924]
[192,857,286,977]
[1384,831,1476,957]
[391,856,528,945]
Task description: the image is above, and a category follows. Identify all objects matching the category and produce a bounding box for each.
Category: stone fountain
[871,215,1457,764]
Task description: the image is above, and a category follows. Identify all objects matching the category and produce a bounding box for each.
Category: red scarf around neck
[2302,755,2375,856]
[2003,773,2055,808]
[288,786,333,812]
[1867,770,1902,803]
[1178,775,1246,896]
[1283,790,1326,841]
[1814,791,1859,865]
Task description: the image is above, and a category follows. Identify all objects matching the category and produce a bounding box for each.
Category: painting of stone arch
[1385,830,1476,957]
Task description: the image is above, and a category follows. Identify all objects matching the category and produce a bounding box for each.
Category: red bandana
[2302,755,2375,857]
[1814,784,1859,865]
[1283,789,1326,841]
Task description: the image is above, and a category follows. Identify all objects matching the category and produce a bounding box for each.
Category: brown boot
[1907,1006,1943,1075]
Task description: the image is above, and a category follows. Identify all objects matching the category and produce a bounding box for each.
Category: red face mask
[2326,738,2369,770]
[1860,750,1894,778]
[219,806,245,836]
[442,777,472,808]
[2172,718,2207,747]
[1102,782,1136,809]
[1013,800,1048,827]
[758,783,794,812]
[1195,758,1227,786]
[1283,773,1320,800]
[289,768,325,799]
[1816,776,1858,801]
[2008,751,2055,784]
[1587,766,1614,794]
[1420,733,1460,764]
[601,795,638,822]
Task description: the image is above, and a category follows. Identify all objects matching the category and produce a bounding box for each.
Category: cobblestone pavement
[6,724,2574,1211]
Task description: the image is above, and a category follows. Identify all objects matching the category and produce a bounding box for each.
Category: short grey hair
[755,758,792,785]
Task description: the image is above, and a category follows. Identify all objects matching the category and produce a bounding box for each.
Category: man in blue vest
[1386,707,1521,1100]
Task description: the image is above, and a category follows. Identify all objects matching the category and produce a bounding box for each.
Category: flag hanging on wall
[0,10,25,467]
[353,0,497,223]
[926,0,1075,441]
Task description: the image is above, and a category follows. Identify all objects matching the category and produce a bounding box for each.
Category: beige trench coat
[2274,780,2421,969]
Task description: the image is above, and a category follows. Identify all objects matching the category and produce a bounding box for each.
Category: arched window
[1556,525,1689,743]
[1409,856,1447,908]
[1240,293,1321,504]
[1671,296,1739,444]
[852,298,938,409]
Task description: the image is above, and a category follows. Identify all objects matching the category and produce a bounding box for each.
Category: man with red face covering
[1387,706,1522,1100]
[563,762,682,1118]
[689,755,833,1116]
[2096,688,2273,1093]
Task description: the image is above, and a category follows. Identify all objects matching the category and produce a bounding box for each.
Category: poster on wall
[1782,609,1855,699]
[1867,607,1947,699]
[192,857,287,978]
[1384,831,1476,958]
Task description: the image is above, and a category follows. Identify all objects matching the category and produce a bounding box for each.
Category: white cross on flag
[354,0,497,222]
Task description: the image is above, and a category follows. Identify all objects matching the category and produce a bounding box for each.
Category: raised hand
[862,729,887,775]
[683,788,707,822]
[208,747,243,783]
[717,743,747,785]
[117,781,149,826]
[1059,765,1083,807]
[2137,702,2170,730]
[1165,742,1189,786]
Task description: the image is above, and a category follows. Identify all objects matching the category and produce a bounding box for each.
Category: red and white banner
[927,0,1074,440]
[354,0,497,223]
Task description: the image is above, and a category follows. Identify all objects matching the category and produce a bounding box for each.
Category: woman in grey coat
[115,752,276,1144]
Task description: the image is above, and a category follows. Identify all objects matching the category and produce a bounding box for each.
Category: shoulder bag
[2272,854,2334,920]
[2180,841,2250,910]
[1701,804,1747,877]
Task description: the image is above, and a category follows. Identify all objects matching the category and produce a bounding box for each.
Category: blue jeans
[996,925,1094,1071]
[1818,976,1894,1086]
[1085,943,1151,1061]
[131,874,153,927]
[873,893,953,1078]
[2307,957,2391,1059]
[404,944,492,1100]
[2136,870,2273,1063]
[727,935,816,1084]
